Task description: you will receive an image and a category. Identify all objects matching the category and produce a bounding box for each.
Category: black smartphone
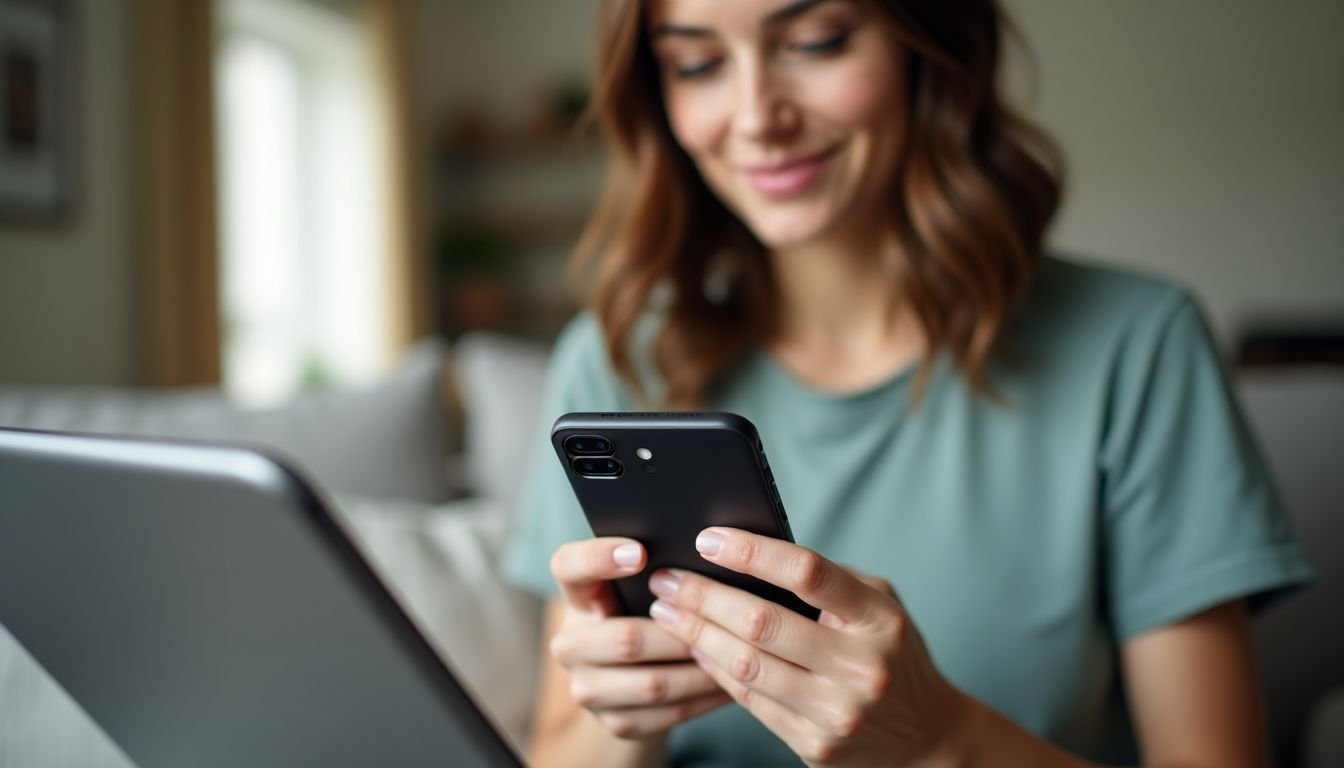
[551,411,819,620]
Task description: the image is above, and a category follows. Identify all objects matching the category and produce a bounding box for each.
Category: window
[215,0,392,405]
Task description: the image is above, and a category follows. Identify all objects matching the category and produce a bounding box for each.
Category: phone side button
[770,483,783,508]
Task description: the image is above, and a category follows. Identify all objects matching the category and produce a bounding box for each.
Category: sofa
[0,333,1339,767]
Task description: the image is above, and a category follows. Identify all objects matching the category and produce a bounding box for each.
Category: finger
[550,538,646,614]
[594,690,733,740]
[842,566,898,599]
[567,662,723,709]
[649,598,852,734]
[695,528,881,626]
[551,617,693,666]
[686,646,835,763]
[650,568,852,678]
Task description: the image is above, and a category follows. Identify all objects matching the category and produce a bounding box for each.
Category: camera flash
[635,448,653,461]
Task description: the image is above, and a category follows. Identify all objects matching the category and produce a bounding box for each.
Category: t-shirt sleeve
[502,313,632,598]
[1099,291,1313,642]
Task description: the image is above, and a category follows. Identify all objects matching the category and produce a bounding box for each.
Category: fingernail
[695,529,724,557]
[689,648,710,667]
[649,599,679,627]
[648,570,681,599]
[613,543,642,569]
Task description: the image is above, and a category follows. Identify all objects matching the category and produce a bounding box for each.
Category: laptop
[0,427,524,768]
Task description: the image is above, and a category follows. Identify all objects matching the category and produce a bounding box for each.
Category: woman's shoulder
[551,310,605,361]
[547,310,663,406]
[1034,255,1194,317]
[547,311,618,390]
[1021,255,1206,347]
[991,255,1219,392]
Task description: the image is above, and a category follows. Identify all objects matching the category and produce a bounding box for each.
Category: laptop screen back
[0,428,523,768]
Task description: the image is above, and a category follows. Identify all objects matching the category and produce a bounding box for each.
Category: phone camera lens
[565,434,613,456]
[572,456,623,478]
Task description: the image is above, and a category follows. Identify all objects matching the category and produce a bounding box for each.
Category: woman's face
[647,0,905,249]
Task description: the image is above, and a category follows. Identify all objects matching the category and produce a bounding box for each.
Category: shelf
[438,134,607,164]
[437,207,594,244]
[431,130,605,338]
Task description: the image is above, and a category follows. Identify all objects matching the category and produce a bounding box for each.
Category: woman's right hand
[548,537,732,739]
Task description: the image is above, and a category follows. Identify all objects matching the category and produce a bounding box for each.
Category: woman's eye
[792,30,851,55]
[673,58,722,80]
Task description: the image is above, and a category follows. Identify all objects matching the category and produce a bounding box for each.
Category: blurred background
[0,0,1339,397]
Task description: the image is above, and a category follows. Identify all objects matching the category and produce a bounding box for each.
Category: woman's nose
[731,62,799,142]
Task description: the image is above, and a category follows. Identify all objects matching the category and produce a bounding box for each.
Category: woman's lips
[742,148,837,198]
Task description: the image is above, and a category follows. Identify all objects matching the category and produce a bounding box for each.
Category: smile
[742,147,838,199]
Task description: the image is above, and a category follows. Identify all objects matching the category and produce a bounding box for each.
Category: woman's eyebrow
[761,0,854,28]
[650,22,714,40]
[650,0,855,39]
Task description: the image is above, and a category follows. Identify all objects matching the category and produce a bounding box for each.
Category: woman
[503,1,1311,765]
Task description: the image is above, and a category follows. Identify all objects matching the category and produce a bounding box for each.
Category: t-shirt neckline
[747,345,923,408]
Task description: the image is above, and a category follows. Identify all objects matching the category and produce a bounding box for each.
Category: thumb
[549,537,645,615]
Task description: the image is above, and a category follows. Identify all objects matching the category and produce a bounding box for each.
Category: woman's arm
[1118,599,1269,767]
[952,599,1268,768]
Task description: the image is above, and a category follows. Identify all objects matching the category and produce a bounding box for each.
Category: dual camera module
[564,435,622,478]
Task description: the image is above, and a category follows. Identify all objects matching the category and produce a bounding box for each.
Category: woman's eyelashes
[674,58,724,80]
[665,29,854,81]
[790,29,852,55]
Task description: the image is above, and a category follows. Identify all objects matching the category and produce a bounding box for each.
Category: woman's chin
[741,209,838,251]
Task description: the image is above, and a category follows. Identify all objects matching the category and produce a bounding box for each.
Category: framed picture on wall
[0,0,72,223]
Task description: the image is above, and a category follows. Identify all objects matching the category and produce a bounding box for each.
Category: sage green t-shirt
[503,258,1311,765]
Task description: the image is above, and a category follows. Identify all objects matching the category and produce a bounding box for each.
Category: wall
[1004,0,1344,343]
[0,0,135,386]
[409,0,598,133]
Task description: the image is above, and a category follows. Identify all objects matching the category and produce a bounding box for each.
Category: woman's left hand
[645,527,971,767]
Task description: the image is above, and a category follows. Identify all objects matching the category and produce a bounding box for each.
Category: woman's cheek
[809,61,899,127]
[665,88,725,157]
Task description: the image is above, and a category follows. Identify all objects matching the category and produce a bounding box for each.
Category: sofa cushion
[451,332,550,511]
[333,495,543,750]
[0,338,459,503]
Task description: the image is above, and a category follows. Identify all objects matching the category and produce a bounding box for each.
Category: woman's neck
[765,233,925,393]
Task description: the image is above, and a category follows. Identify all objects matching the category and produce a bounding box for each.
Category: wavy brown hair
[574,0,1063,408]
